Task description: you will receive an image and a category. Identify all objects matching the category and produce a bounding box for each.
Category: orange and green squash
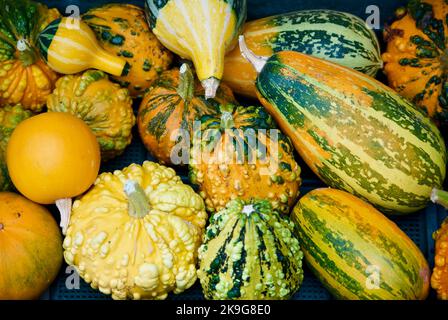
[431,216,448,300]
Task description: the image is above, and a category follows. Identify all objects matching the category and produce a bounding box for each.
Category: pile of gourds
[1,0,448,301]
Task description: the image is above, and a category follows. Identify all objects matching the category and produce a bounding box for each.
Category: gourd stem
[177,63,195,102]
[202,77,220,100]
[220,105,235,129]
[431,189,448,209]
[124,180,151,218]
[238,35,268,74]
[242,205,255,216]
[17,39,37,67]
[56,198,72,235]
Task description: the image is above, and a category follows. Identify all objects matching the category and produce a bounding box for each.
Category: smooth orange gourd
[6,113,101,233]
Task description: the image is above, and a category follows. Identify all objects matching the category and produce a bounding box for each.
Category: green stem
[431,188,448,209]
[220,104,235,130]
[124,180,151,218]
[17,39,37,67]
[177,63,194,102]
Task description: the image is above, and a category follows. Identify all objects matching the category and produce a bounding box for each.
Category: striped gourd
[239,37,447,214]
[224,10,382,97]
[292,188,430,300]
[145,0,247,98]
[198,199,304,300]
[38,18,128,76]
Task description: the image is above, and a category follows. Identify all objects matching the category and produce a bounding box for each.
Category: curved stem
[124,180,150,218]
[431,189,448,209]
[56,198,72,235]
[238,35,268,73]
[17,39,37,67]
[177,63,194,102]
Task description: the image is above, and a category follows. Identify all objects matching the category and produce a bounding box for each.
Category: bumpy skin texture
[198,199,304,300]
[83,4,172,98]
[63,161,207,300]
[0,192,63,300]
[0,105,32,191]
[47,70,135,161]
[138,67,237,165]
[0,1,59,111]
[383,0,448,126]
[189,105,301,214]
[431,218,448,299]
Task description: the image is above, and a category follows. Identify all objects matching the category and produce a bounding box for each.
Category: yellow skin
[63,161,207,300]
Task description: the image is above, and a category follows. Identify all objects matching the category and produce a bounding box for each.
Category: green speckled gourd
[47,70,135,161]
[189,104,301,214]
[198,199,304,300]
[0,104,32,191]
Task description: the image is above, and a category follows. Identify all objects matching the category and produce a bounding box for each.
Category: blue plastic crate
[37,0,448,300]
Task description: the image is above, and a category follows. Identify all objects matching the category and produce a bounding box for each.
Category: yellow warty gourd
[63,161,207,300]
[145,0,247,98]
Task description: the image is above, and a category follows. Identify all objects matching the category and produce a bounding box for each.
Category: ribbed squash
[383,0,448,126]
[63,161,207,300]
[292,188,430,300]
[240,37,447,214]
[0,105,32,191]
[198,199,304,300]
[145,0,247,98]
[47,70,135,161]
[83,4,173,98]
[138,64,237,166]
[224,10,382,97]
[431,217,448,300]
[0,0,59,111]
[189,104,301,214]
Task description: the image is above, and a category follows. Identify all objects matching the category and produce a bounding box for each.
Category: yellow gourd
[63,161,207,300]
[37,17,128,76]
[6,112,101,234]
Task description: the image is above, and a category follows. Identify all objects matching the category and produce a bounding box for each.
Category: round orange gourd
[6,113,101,233]
[0,192,63,300]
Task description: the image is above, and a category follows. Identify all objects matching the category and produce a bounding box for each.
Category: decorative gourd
[83,4,173,98]
[38,17,128,76]
[292,188,430,300]
[189,104,301,214]
[0,0,59,112]
[145,0,247,98]
[224,10,382,97]
[0,192,63,300]
[382,0,448,126]
[0,105,32,191]
[138,64,237,165]
[47,70,135,161]
[239,36,447,214]
[63,161,207,300]
[6,112,101,234]
[431,216,448,299]
[198,199,304,300]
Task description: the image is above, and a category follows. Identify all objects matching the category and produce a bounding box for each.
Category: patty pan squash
[63,161,208,300]
[47,70,135,161]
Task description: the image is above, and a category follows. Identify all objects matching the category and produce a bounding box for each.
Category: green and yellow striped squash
[198,199,304,300]
[145,0,247,98]
[240,41,447,214]
[224,10,382,97]
[292,188,430,300]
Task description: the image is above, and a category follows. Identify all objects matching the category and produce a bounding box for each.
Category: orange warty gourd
[0,192,63,300]
[6,112,101,234]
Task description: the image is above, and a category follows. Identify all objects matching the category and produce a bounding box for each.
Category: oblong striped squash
[224,10,382,97]
[240,38,447,214]
[292,188,430,300]
[198,199,304,300]
[145,0,247,98]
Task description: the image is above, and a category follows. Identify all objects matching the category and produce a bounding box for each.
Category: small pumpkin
[189,104,301,214]
[431,217,448,300]
[0,105,32,191]
[198,198,304,300]
[0,0,59,111]
[383,0,448,126]
[6,112,101,233]
[0,192,63,300]
[138,64,237,166]
[83,3,173,98]
[47,70,135,161]
[63,161,208,300]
